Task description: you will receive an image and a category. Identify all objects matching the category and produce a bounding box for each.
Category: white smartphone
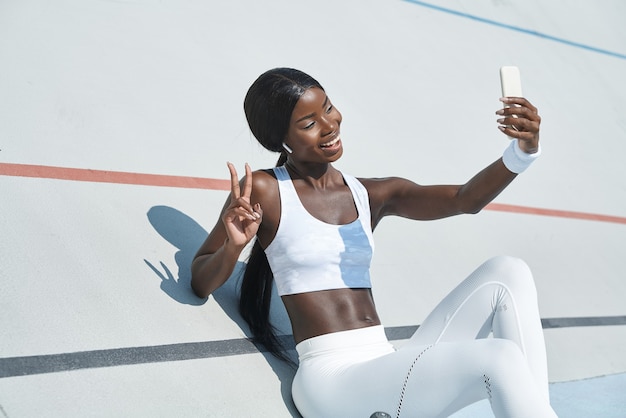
[500,66,523,97]
[499,66,522,137]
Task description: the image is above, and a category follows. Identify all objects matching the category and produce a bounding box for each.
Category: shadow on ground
[145,205,301,416]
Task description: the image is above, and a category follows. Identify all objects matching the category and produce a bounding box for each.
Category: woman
[191,68,557,417]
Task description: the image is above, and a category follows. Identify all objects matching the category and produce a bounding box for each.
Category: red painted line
[0,162,230,191]
[2,162,625,225]
[485,203,626,225]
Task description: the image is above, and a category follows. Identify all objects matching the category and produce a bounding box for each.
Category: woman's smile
[320,135,342,153]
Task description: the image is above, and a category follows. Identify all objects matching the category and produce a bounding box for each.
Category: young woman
[191,68,557,417]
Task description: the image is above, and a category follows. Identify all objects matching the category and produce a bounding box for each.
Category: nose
[320,113,339,135]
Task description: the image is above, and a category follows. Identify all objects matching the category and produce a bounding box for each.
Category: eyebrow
[295,95,329,123]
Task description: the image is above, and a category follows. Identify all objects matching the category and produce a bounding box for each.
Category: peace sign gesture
[222,162,262,248]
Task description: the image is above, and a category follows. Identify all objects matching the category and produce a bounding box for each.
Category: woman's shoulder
[250,168,279,204]
[250,168,277,190]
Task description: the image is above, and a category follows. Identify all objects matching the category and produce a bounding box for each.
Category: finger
[500,97,538,114]
[228,196,256,216]
[227,162,241,200]
[498,125,522,137]
[242,163,253,200]
[498,116,538,134]
[498,126,534,141]
[229,206,260,221]
[497,105,540,123]
[498,123,537,140]
[252,203,263,222]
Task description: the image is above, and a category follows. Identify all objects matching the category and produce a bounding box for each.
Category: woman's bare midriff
[281,288,382,344]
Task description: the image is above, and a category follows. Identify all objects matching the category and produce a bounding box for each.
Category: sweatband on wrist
[502,139,541,174]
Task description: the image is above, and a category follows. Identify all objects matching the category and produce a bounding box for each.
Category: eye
[303,121,315,130]
[326,104,333,113]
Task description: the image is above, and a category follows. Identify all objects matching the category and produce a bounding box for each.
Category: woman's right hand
[222,162,262,248]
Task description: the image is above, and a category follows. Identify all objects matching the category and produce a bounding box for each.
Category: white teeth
[321,136,340,147]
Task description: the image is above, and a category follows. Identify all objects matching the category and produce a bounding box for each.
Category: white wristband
[502,139,541,174]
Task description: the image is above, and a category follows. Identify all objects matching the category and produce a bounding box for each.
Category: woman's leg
[293,256,556,417]
[407,255,550,398]
[370,256,554,417]
[381,339,555,417]
[295,338,556,417]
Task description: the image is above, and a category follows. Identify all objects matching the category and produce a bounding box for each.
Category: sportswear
[502,139,541,173]
[265,166,374,296]
[292,256,557,418]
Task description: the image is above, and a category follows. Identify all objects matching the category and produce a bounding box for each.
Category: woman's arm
[191,163,263,298]
[364,97,541,227]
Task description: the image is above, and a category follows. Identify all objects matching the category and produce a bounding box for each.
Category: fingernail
[497,118,505,124]
[498,126,506,131]
[495,109,504,115]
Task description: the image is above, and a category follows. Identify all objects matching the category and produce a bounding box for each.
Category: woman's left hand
[496,97,541,154]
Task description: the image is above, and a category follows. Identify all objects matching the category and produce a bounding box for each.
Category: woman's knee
[483,255,536,293]
[485,255,529,274]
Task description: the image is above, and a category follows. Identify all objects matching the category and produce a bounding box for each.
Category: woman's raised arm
[191,163,262,298]
[364,97,541,227]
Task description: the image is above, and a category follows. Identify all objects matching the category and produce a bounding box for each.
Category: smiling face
[285,87,343,163]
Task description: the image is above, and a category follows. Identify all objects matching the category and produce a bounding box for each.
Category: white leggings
[292,256,558,418]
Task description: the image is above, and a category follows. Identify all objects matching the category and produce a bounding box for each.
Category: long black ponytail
[238,68,323,362]
[239,152,289,362]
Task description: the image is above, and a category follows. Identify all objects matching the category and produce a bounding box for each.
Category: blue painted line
[402,0,626,60]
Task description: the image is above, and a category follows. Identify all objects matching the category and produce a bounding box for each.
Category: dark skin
[191,87,541,344]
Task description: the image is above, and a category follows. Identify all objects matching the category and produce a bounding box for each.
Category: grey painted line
[0,337,296,379]
[541,316,626,329]
[1,316,624,379]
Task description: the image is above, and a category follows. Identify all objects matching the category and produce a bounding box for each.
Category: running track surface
[1,0,625,416]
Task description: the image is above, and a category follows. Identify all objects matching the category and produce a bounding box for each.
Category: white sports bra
[265,166,374,296]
